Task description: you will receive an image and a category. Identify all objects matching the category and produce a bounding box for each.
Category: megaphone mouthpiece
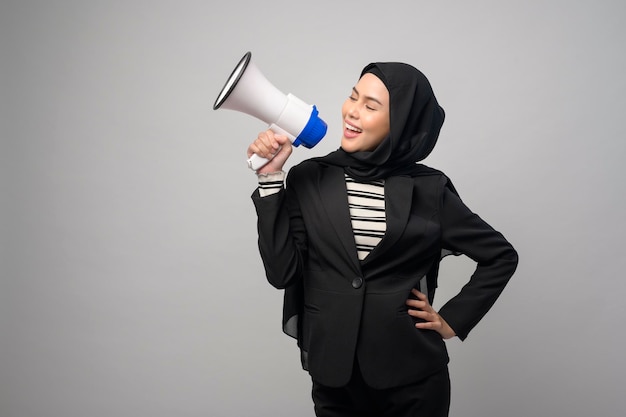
[292,105,326,149]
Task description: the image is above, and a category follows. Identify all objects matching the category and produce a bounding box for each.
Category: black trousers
[311,358,450,417]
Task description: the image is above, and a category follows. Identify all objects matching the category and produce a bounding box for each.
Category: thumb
[271,136,293,163]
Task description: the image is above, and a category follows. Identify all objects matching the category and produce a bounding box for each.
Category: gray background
[2,0,625,416]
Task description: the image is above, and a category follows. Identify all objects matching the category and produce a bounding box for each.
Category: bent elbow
[502,245,519,277]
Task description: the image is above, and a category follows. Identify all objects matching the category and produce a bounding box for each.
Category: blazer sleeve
[437,182,519,340]
[251,177,307,290]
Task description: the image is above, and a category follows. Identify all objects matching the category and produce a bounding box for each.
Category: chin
[341,139,357,153]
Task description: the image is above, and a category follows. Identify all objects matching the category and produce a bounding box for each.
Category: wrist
[257,171,285,197]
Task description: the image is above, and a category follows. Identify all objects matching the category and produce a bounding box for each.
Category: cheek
[368,118,390,148]
[366,114,389,135]
[374,114,390,136]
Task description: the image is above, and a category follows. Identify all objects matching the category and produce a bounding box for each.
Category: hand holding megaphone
[213,52,327,170]
[247,130,293,174]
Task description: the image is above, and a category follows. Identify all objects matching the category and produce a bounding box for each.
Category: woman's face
[341,73,391,153]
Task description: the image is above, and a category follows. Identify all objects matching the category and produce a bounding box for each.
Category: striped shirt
[345,174,386,260]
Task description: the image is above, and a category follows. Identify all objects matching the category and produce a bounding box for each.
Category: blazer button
[352,277,363,289]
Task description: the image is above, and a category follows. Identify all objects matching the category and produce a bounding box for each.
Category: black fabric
[314,62,445,181]
[312,357,450,417]
[252,162,518,388]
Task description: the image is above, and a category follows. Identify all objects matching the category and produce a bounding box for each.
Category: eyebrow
[352,87,384,106]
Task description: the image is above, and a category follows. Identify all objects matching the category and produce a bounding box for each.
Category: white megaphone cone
[213,51,327,170]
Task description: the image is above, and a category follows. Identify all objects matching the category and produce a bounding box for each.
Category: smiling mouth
[345,122,362,133]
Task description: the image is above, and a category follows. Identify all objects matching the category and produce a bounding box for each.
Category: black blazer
[252,160,518,389]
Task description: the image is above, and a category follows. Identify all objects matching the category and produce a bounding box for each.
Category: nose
[346,101,359,119]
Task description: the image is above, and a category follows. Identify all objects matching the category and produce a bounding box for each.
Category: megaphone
[213,51,328,170]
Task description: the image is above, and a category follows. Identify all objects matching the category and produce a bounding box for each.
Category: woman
[248,61,518,417]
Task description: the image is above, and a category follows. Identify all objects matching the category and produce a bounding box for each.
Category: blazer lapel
[318,166,362,273]
[362,175,414,265]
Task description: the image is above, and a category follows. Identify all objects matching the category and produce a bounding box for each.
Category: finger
[264,130,289,147]
[269,136,289,155]
[407,309,429,319]
[249,142,272,160]
[407,292,430,307]
[419,310,442,323]
[271,132,289,144]
[257,132,276,155]
[247,142,262,158]
[409,309,438,322]
[405,299,427,309]
[414,290,428,301]
[409,288,425,301]
[254,136,279,159]
[415,321,441,330]
[271,136,293,159]
[410,289,429,303]
[266,134,292,159]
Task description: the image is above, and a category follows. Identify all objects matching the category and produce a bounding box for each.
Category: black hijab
[314,62,445,181]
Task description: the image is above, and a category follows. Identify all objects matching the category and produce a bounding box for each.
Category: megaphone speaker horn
[213,52,251,111]
[213,51,327,170]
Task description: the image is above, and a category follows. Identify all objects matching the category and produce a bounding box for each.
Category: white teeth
[345,123,362,133]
